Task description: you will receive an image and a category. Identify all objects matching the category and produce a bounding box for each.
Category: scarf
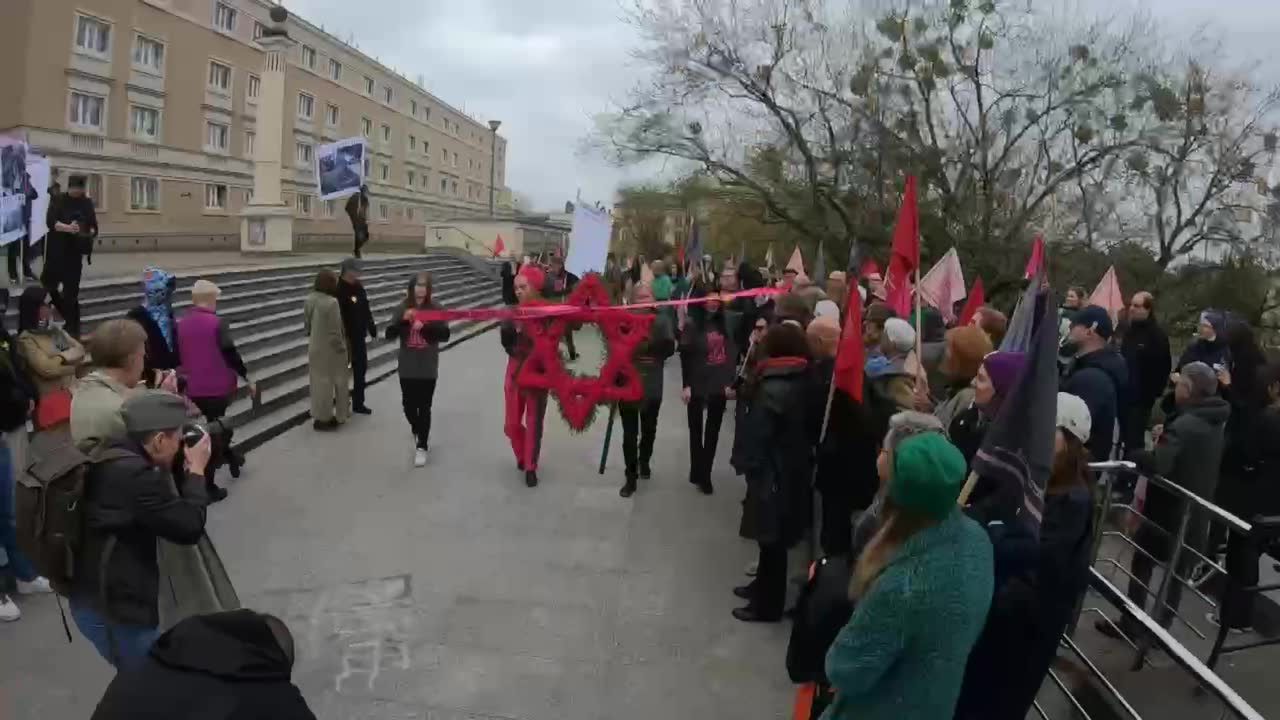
[143,267,175,349]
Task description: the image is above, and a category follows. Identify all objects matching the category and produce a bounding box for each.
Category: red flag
[834,283,865,403]
[1023,235,1045,280]
[958,276,985,326]
[859,258,882,279]
[884,176,920,316]
[492,234,506,258]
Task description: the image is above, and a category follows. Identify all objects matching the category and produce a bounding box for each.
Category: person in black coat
[90,609,316,720]
[42,174,98,337]
[542,254,579,360]
[1062,306,1129,461]
[345,185,370,258]
[1119,291,1170,452]
[680,290,741,494]
[336,258,376,414]
[731,323,813,623]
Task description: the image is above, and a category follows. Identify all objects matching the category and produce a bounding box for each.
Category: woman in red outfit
[500,265,551,487]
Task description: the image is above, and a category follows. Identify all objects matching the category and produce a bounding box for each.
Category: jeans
[686,394,727,485]
[400,378,438,449]
[70,600,159,671]
[620,398,661,478]
[0,441,38,584]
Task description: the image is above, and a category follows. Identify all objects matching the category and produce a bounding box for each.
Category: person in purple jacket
[177,279,255,500]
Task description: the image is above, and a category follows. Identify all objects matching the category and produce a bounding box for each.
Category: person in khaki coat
[304,270,350,431]
[16,286,86,399]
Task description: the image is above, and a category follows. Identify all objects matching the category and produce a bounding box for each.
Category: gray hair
[1181,361,1219,399]
[883,411,945,453]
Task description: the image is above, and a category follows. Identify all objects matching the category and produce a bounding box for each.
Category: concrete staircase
[29,253,504,453]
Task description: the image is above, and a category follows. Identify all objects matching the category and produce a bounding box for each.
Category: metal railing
[1031,460,1270,720]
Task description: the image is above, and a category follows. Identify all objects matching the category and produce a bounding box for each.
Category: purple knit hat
[981,351,1026,411]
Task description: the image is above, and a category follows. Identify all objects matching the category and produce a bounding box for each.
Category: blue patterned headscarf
[142,266,176,349]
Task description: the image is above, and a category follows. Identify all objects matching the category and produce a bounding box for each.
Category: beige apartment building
[0,0,510,251]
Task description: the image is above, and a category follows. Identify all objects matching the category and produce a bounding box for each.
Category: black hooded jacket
[91,610,316,720]
[1062,346,1129,460]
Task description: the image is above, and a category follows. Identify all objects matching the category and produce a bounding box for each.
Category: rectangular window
[323,199,335,218]
[246,74,260,101]
[297,92,314,120]
[129,105,159,140]
[244,131,255,158]
[300,45,316,69]
[245,188,253,204]
[379,202,388,221]
[409,135,416,151]
[440,178,447,193]
[68,92,105,130]
[381,124,391,143]
[85,174,105,208]
[326,103,339,127]
[406,206,415,222]
[363,76,374,95]
[329,58,342,82]
[452,151,458,168]
[130,177,159,211]
[213,2,237,33]
[253,21,265,40]
[423,140,429,155]
[132,35,164,73]
[379,163,389,181]
[297,194,313,215]
[75,15,111,56]
[361,116,371,138]
[208,60,232,92]
[410,99,418,116]
[205,121,229,152]
[407,169,415,187]
[295,141,313,166]
[424,107,431,121]
[421,174,429,189]
[204,184,227,210]
[383,85,393,104]
[451,180,458,195]
[441,148,447,163]
[362,157,371,177]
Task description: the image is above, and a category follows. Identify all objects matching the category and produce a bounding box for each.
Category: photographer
[42,174,98,337]
[70,391,212,670]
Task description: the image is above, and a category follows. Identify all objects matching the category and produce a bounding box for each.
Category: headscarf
[143,266,176,349]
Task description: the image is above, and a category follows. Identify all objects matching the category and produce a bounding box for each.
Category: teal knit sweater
[822,509,994,720]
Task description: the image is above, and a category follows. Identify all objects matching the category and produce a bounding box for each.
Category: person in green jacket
[823,431,993,720]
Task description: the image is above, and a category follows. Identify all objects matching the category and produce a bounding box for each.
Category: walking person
[501,265,550,487]
[386,272,450,468]
[732,323,813,623]
[618,282,676,497]
[177,280,255,496]
[680,288,740,495]
[1120,291,1170,453]
[41,174,97,337]
[16,286,86,430]
[304,270,349,431]
[345,185,370,258]
[337,258,376,415]
[542,254,579,361]
[124,267,180,382]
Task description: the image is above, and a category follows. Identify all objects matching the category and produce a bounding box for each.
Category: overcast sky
[285,0,1280,212]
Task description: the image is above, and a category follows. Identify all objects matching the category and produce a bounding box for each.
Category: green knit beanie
[889,432,967,519]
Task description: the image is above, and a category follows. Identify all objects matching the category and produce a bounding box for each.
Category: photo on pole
[315,136,367,201]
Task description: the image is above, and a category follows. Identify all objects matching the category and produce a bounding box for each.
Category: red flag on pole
[859,258,882,279]
[493,234,506,258]
[834,283,865,403]
[884,176,920,316]
[958,276,986,326]
[1023,235,1045,280]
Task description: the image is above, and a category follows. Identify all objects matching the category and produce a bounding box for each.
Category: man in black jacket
[42,174,97,337]
[542,254,578,360]
[71,390,212,670]
[91,609,316,719]
[337,257,376,414]
[1120,291,1170,452]
[1062,305,1129,461]
[344,185,370,258]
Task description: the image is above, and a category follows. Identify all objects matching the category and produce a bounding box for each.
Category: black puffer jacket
[91,609,316,719]
[735,357,814,547]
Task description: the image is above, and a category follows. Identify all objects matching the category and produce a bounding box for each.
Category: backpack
[15,427,129,596]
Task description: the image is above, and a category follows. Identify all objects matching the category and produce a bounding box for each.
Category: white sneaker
[413,448,427,468]
[16,577,52,595]
[0,595,19,622]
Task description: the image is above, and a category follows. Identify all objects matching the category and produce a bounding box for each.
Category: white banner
[26,154,50,246]
[315,136,367,201]
[0,133,30,246]
[564,203,612,278]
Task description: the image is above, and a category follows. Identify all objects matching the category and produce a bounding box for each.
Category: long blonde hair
[851,499,939,599]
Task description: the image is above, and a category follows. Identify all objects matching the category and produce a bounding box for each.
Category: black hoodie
[91,610,316,720]
[1062,345,1130,461]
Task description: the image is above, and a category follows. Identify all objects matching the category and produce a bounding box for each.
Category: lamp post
[488,119,501,216]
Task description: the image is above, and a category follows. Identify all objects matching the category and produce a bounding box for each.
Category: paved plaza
[1,329,795,720]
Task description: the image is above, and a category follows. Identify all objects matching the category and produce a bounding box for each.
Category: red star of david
[514,273,654,431]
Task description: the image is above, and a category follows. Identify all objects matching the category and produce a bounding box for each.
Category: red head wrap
[517,265,546,296]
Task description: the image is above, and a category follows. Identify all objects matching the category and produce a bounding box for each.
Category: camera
[181,420,226,447]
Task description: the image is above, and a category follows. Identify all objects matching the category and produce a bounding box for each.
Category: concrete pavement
[1,329,795,719]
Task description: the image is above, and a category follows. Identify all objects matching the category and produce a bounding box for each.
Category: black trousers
[686,394,727,485]
[352,222,369,257]
[620,398,661,478]
[349,336,369,409]
[1126,490,1203,628]
[7,236,33,279]
[399,377,437,449]
[819,486,855,558]
[751,542,788,617]
[191,395,235,486]
[41,254,83,337]
[1221,531,1259,629]
[562,327,577,359]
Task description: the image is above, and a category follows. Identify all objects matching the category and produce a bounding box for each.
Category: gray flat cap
[122,391,190,434]
[340,257,361,274]
[1181,361,1219,399]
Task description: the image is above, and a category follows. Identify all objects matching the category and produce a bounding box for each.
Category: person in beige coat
[16,286,86,403]
[305,269,350,431]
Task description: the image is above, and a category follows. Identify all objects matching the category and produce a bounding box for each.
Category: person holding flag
[501,265,552,488]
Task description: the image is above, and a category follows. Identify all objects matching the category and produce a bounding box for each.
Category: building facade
[0,0,510,250]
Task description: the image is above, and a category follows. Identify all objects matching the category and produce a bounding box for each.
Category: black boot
[525,470,539,487]
[227,449,243,479]
[620,472,638,498]
[639,461,652,480]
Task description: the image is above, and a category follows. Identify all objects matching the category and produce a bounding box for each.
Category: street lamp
[487,119,502,216]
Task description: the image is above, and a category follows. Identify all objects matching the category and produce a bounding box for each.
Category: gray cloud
[287,0,1279,211]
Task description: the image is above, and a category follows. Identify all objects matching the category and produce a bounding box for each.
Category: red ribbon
[410,286,782,323]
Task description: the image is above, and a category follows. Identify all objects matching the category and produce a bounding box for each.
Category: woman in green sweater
[823,432,993,720]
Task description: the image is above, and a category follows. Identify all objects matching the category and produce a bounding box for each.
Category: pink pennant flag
[786,246,805,275]
[1089,266,1125,322]
[916,247,967,322]
[1024,235,1045,280]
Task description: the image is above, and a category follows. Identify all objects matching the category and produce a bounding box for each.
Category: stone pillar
[240,7,295,253]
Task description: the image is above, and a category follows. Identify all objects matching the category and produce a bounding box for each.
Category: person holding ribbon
[501,265,551,487]
[680,287,741,495]
[386,272,451,468]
